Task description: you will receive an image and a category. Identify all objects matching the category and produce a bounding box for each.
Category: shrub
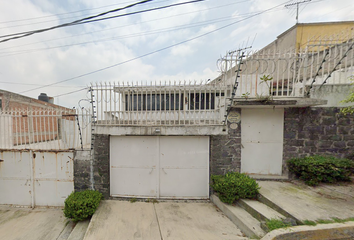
[211,172,260,204]
[287,155,354,186]
[64,190,102,222]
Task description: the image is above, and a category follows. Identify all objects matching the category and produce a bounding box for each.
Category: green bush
[287,155,354,186]
[211,172,260,204]
[64,190,102,222]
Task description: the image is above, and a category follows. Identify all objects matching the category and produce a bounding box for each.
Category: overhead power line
[0,0,205,43]
[19,0,292,94]
[0,0,250,53]
[1,9,287,57]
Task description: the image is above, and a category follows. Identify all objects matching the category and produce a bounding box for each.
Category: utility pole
[285,0,311,24]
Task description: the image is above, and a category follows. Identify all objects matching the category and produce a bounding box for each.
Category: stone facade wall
[210,108,242,176]
[283,107,354,174]
[74,150,92,192]
[92,134,110,198]
[74,135,110,198]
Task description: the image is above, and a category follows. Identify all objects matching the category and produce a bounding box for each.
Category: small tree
[340,74,354,115]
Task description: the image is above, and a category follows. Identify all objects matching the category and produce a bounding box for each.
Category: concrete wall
[283,107,354,174]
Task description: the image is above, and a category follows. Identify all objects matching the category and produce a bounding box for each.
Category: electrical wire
[0,81,86,88]
[0,0,251,53]
[0,0,205,43]
[52,87,89,97]
[0,0,170,25]
[0,9,287,57]
[18,0,293,94]
[0,0,154,39]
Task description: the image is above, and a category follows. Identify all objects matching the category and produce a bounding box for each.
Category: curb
[261,222,354,240]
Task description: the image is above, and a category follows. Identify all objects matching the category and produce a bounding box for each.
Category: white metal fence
[0,109,91,150]
[217,38,354,98]
[91,81,228,126]
[90,39,354,126]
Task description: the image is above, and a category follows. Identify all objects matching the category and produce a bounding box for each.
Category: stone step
[210,195,266,239]
[238,199,286,222]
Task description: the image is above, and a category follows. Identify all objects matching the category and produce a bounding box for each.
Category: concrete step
[257,191,302,224]
[211,195,266,239]
[67,219,90,240]
[238,199,286,222]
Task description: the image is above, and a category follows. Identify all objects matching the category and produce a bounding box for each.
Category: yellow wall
[296,22,354,51]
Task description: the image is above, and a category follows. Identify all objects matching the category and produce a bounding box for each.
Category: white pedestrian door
[241,108,284,175]
[110,136,209,199]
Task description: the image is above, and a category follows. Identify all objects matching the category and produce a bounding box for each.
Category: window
[188,93,215,110]
[125,93,183,111]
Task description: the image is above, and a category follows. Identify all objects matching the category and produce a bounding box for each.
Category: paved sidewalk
[0,206,69,240]
[258,181,354,222]
[83,200,248,240]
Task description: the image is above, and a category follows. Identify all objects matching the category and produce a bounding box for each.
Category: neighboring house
[0,90,77,149]
[261,21,354,53]
[74,22,354,200]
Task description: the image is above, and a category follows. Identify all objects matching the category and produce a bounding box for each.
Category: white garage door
[110,136,209,199]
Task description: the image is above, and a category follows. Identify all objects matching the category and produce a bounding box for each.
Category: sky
[0,0,353,108]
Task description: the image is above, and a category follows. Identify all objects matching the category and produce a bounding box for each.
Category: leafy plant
[64,190,102,222]
[340,74,354,115]
[265,218,292,231]
[260,75,273,96]
[211,172,260,204]
[241,92,250,100]
[130,198,137,203]
[287,155,354,186]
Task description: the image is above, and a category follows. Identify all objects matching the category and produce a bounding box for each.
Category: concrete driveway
[83,200,248,240]
[0,206,70,240]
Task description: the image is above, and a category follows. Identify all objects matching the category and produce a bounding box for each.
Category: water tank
[38,93,49,102]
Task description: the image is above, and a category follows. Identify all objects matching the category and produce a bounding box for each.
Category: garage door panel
[160,136,209,168]
[110,168,157,197]
[110,136,209,199]
[159,169,209,198]
[110,136,158,167]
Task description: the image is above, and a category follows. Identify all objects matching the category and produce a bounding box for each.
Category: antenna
[285,0,311,24]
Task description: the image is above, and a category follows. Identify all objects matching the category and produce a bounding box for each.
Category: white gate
[0,150,74,207]
[241,109,284,175]
[110,136,209,199]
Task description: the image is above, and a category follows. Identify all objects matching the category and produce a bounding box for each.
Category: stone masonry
[283,107,354,174]
[92,134,110,199]
[210,108,242,176]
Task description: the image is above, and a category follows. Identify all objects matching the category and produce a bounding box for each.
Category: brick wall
[283,107,354,174]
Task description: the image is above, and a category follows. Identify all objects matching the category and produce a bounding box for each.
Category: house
[0,90,78,149]
[75,21,354,200]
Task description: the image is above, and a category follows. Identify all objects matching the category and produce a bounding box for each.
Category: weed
[265,219,292,231]
[303,220,317,226]
[130,198,137,203]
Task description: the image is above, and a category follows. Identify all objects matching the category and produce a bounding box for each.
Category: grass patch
[265,219,292,231]
[316,219,335,224]
[130,198,137,203]
[303,220,317,226]
[145,198,159,203]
